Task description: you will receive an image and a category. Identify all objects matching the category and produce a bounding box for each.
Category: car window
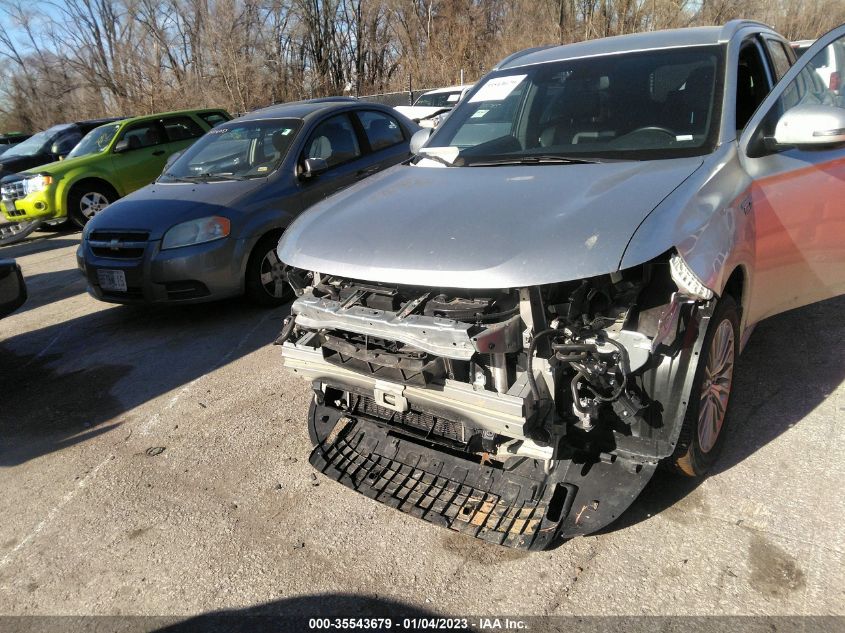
[357,111,405,151]
[53,131,82,152]
[756,33,845,141]
[67,123,121,158]
[119,122,166,150]
[736,41,772,130]
[198,111,230,127]
[160,118,302,181]
[766,40,793,81]
[162,116,205,142]
[2,124,72,157]
[414,91,464,107]
[304,114,361,168]
[429,45,724,162]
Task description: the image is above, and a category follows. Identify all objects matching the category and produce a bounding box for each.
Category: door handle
[152,150,166,156]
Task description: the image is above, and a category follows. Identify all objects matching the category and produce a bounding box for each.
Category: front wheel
[68,184,116,228]
[244,233,292,306]
[668,295,740,477]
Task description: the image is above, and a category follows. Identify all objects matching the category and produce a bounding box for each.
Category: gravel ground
[0,230,843,624]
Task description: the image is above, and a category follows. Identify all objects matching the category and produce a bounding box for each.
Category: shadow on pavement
[0,298,290,467]
[152,594,442,633]
[0,233,79,260]
[12,266,87,315]
[603,294,845,534]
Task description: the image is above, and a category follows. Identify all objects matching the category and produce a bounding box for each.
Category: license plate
[3,200,16,215]
[97,269,127,292]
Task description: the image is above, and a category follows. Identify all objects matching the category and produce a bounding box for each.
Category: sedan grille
[88,230,150,259]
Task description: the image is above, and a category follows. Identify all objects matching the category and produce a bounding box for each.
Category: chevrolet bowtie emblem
[109,239,120,250]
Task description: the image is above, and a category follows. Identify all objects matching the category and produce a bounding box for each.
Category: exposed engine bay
[278,253,714,549]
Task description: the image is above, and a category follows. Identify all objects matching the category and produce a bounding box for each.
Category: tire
[667,295,740,477]
[244,233,292,306]
[68,183,117,228]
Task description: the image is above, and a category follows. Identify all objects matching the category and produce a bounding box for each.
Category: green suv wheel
[69,184,116,228]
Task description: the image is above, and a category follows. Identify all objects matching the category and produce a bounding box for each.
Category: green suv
[1,109,231,227]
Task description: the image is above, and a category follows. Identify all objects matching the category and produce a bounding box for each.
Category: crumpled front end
[278,254,714,549]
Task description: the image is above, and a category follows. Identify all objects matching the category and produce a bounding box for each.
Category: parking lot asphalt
[0,230,843,619]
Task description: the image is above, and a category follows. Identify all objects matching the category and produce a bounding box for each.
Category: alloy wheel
[79,192,111,219]
[259,248,288,298]
[697,319,735,453]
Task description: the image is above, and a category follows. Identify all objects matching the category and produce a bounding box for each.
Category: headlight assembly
[162,216,231,250]
[22,174,53,195]
[669,252,714,301]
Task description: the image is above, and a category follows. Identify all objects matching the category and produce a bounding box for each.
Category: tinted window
[304,114,361,168]
[736,42,772,130]
[766,39,793,80]
[120,123,165,149]
[163,116,205,141]
[3,124,73,157]
[198,111,230,127]
[358,111,404,151]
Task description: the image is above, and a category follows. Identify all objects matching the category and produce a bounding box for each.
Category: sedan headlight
[162,216,231,250]
[22,174,53,195]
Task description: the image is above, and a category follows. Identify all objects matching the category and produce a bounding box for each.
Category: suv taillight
[830,71,841,92]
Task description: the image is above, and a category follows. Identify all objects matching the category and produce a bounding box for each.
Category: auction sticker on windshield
[469,74,526,102]
[97,269,127,292]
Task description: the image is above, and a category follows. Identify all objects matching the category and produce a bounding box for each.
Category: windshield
[67,123,120,159]
[414,91,464,107]
[3,124,72,158]
[427,45,724,164]
[159,118,302,182]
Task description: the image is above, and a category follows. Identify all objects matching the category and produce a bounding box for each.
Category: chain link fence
[356,89,436,108]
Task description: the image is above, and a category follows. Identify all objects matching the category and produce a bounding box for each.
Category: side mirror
[0,259,26,319]
[50,139,76,158]
[163,150,184,172]
[113,138,131,153]
[772,104,845,148]
[301,157,328,179]
[409,128,432,155]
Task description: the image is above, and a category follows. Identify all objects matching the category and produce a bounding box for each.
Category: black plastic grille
[89,231,150,259]
[309,415,570,550]
[353,394,466,445]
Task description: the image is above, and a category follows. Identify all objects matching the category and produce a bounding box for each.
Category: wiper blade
[468,155,601,166]
[166,173,247,183]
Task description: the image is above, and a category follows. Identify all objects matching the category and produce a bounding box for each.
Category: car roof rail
[493,45,554,70]
[719,19,776,41]
[303,96,359,104]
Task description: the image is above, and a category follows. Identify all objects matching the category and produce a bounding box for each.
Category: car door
[353,109,411,174]
[739,24,845,325]
[298,112,372,209]
[112,120,169,193]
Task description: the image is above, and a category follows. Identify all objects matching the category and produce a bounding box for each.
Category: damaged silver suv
[277,21,845,550]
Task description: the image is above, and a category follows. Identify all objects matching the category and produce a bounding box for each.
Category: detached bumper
[307,400,656,550]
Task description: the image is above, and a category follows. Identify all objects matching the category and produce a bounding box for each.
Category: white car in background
[394,84,474,127]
